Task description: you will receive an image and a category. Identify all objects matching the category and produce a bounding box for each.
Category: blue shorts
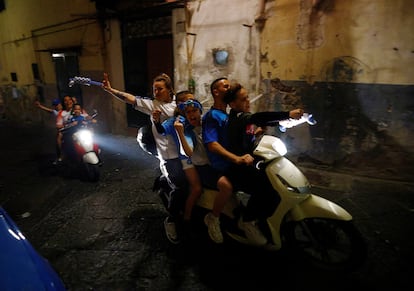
[195,164,223,190]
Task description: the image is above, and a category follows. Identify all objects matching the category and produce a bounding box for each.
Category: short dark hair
[176,90,193,102]
[52,98,61,106]
[174,90,194,116]
[223,82,243,104]
[210,77,228,96]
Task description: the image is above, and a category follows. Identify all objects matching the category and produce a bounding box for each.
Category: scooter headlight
[272,138,287,156]
[78,130,93,147]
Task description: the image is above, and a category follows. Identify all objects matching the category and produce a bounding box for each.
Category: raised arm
[35,101,53,113]
[152,109,165,134]
[101,73,136,105]
[174,117,193,157]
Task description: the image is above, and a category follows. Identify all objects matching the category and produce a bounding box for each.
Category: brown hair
[223,82,243,104]
[176,90,193,103]
[154,73,175,99]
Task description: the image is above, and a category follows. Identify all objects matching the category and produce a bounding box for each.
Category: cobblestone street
[1,121,413,290]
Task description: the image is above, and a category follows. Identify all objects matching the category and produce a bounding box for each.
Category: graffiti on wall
[321,56,370,83]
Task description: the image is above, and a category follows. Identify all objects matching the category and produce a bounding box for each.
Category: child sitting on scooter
[66,103,96,127]
[157,94,233,244]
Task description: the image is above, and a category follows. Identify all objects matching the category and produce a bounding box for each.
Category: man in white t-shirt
[101,73,187,244]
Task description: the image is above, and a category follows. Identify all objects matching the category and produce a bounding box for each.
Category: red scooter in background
[59,111,102,182]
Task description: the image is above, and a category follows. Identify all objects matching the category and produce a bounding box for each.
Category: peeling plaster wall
[173,0,263,107]
[257,0,414,177]
[261,0,414,84]
[0,0,106,128]
[173,0,414,178]
[1,0,413,179]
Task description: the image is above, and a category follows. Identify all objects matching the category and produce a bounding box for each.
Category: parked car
[0,207,66,290]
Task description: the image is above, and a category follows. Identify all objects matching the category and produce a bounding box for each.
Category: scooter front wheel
[284,218,367,272]
[82,163,100,182]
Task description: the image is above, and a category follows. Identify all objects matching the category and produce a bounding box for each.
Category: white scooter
[196,131,366,271]
[150,114,366,271]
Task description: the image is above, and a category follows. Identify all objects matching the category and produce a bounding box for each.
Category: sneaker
[204,213,223,244]
[238,219,267,246]
[164,217,180,244]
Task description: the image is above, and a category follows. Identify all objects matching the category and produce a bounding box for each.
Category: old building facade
[0,0,413,177]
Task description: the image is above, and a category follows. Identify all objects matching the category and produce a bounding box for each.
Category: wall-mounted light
[52,53,65,58]
[213,49,229,66]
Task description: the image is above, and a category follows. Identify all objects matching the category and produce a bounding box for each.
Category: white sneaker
[238,219,267,246]
[204,213,223,244]
[164,217,180,244]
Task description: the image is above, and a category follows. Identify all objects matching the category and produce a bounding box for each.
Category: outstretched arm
[35,101,53,113]
[101,73,136,105]
[250,108,303,127]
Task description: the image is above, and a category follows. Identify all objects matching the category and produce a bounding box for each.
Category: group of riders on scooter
[39,73,365,270]
[57,97,97,162]
[100,74,305,246]
[62,73,366,271]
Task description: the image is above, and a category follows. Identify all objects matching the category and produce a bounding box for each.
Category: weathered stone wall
[169,0,414,176]
[1,0,413,178]
[0,0,107,129]
[256,0,414,173]
[258,81,414,181]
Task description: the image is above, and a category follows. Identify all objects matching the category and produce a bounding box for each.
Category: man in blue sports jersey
[202,77,269,246]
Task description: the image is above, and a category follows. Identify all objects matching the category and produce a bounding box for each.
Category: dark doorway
[52,52,82,104]
[122,16,174,128]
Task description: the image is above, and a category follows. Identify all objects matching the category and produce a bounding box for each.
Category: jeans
[159,158,188,221]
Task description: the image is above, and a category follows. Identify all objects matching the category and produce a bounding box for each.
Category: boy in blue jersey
[202,78,269,245]
[203,78,303,246]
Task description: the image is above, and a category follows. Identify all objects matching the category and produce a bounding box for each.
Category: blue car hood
[0,207,66,290]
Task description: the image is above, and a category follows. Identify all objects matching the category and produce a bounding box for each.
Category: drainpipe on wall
[184,0,196,93]
[255,0,267,31]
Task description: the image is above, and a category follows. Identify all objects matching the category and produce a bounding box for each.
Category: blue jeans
[159,158,188,221]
